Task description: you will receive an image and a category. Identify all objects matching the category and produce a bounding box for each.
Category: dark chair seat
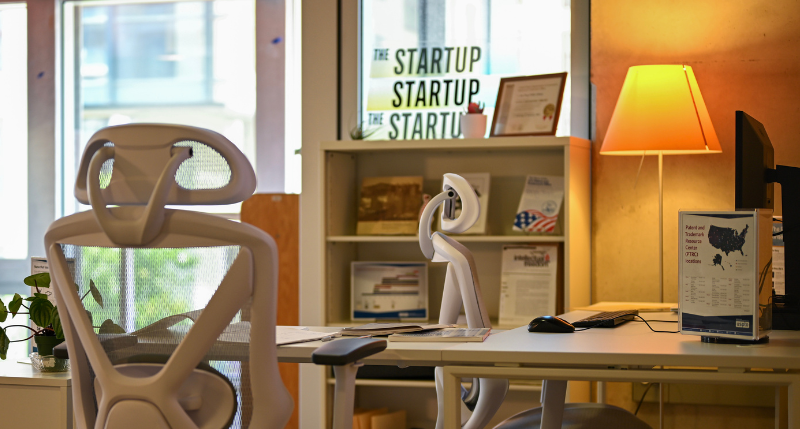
[494,403,652,429]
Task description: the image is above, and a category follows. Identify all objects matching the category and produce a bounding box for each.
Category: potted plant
[460,102,487,138]
[0,273,122,368]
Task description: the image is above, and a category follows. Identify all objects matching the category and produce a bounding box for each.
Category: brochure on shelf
[512,175,564,233]
[356,176,424,235]
[499,244,558,326]
[351,262,428,321]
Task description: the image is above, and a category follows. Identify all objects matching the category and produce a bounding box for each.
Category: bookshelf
[299,135,591,427]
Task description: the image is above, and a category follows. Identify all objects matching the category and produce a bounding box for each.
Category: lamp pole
[658,152,664,303]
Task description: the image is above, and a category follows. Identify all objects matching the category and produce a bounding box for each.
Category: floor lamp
[600,65,722,303]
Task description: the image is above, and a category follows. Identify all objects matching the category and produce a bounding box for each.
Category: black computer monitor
[735,111,774,209]
[735,110,800,329]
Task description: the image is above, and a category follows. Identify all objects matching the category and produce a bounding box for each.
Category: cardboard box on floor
[353,408,406,429]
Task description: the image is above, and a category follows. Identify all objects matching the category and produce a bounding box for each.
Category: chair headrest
[75,123,256,206]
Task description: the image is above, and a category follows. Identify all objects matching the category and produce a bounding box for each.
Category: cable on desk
[632,315,679,333]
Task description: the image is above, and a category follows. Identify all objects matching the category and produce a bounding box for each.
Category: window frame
[0,0,292,294]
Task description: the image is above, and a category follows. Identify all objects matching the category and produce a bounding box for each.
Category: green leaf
[34,293,49,300]
[29,298,54,328]
[89,280,104,309]
[24,272,51,288]
[0,301,7,323]
[9,294,22,317]
[99,319,125,334]
[0,329,9,360]
[52,310,64,340]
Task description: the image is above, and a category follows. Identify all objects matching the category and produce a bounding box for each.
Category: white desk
[0,359,73,429]
[439,311,800,429]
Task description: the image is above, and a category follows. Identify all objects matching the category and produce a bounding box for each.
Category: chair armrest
[311,338,387,366]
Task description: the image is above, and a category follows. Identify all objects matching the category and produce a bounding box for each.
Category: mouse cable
[632,315,679,333]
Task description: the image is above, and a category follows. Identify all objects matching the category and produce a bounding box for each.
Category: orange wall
[591,1,800,426]
[592,0,800,303]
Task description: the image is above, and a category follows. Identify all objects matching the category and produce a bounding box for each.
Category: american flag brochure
[513,175,564,233]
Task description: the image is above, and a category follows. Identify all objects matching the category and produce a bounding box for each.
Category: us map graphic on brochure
[681,214,754,317]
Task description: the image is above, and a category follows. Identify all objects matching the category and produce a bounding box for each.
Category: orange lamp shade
[601,65,721,155]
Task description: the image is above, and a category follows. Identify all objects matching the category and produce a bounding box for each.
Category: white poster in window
[499,245,558,326]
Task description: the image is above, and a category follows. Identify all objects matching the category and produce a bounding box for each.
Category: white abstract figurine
[418,173,508,429]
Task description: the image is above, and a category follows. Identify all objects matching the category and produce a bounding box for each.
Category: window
[361,0,572,140]
[0,3,27,294]
[62,0,257,215]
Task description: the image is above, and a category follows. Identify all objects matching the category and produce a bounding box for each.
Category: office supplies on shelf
[679,209,772,342]
[418,172,508,428]
[527,315,575,333]
[601,65,722,303]
[513,175,564,233]
[572,310,638,328]
[499,244,559,325]
[357,176,424,235]
[340,323,454,336]
[351,261,428,321]
[389,328,491,342]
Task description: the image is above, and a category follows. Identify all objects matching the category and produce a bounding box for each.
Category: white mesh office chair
[45,124,384,429]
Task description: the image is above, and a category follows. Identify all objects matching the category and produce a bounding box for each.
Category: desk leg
[597,381,606,403]
[788,380,800,429]
[540,380,567,429]
[443,368,461,429]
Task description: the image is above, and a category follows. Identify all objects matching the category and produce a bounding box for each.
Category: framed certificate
[490,72,567,137]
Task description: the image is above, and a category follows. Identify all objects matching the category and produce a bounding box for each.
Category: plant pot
[34,335,64,357]
[460,114,487,138]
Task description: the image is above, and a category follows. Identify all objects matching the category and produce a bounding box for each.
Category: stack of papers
[276,326,337,345]
[340,323,456,336]
[388,328,491,342]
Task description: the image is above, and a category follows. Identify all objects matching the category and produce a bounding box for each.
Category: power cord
[634,382,655,416]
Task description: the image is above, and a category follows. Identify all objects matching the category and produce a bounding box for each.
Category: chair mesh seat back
[47,124,290,429]
[61,243,257,428]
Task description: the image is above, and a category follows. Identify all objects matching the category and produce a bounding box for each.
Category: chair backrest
[45,124,292,429]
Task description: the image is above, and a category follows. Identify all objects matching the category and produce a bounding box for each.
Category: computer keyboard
[572,310,639,328]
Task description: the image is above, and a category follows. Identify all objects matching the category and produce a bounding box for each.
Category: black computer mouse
[528,315,575,333]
